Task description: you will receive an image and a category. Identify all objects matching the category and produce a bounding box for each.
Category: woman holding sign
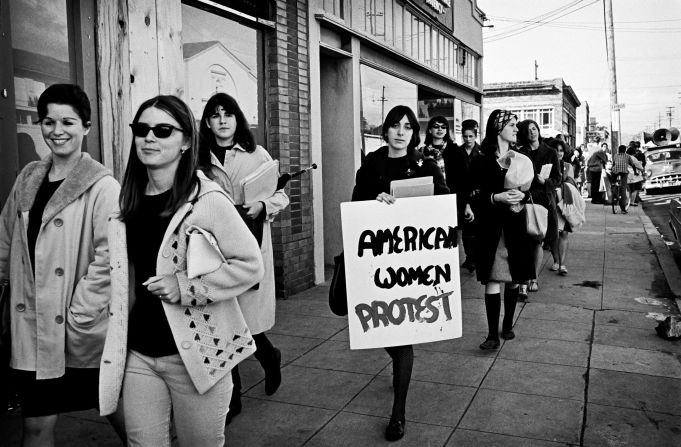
[198,93,289,424]
[352,105,449,441]
[470,110,535,350]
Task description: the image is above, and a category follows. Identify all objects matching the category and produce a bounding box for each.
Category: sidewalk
[2,201,681,446]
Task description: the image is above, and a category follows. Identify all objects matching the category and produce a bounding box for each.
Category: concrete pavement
[2,200,681,446]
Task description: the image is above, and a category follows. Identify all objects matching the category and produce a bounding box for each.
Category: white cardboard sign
[340,194,462,350]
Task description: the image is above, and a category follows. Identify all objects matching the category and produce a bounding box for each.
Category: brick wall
[267,0,314,298]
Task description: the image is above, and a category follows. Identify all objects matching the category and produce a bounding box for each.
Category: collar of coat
[372,145,424,168]
[17,152,112,222]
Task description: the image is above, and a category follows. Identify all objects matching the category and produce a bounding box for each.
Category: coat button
[55,267,64,276]
[54,218,63,227]
[181,341,192,350]
[55,315,64,324]
[16,303,26,312]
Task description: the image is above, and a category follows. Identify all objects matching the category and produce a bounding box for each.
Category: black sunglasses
[129,123,183,138]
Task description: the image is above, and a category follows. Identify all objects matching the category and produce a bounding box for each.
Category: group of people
[586,141,646,212]
[0,84,287,446]
[350,106,583,441]
[0,84,589,445]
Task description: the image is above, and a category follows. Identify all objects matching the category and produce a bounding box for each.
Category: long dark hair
[516,119,543,149]
[423,115,453,146]
[198,93,255,170]
[381,105,421,150]
[119,95,200,221]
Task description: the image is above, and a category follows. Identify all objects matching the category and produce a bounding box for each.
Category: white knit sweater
[99,176,264,415]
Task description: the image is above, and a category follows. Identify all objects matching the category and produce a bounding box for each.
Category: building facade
[482,78,581,148]
[309,0,485,275]
[0,0,483,297]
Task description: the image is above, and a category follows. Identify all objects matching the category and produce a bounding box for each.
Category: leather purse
[328,252,348,316]
[525,196,548,241]
[185,225,226,279]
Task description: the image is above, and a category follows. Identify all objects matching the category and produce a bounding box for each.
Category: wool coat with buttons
[99,174,264,416]
[0,153,120,380]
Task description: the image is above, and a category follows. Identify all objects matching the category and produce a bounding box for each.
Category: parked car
[670,197,681,243]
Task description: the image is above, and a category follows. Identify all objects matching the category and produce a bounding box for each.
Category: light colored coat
[0,153,120,379]
[205,144,289,334]
[99,174,264,415]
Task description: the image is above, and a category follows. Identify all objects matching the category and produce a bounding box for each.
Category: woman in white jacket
[198,93,289,423]
[0,84,123,446]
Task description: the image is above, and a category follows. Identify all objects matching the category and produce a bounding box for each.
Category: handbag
[328,252,348,316]
[525,196,548,241]
[185,225,226,279]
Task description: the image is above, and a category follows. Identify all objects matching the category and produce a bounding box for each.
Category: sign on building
[340,195,462,350]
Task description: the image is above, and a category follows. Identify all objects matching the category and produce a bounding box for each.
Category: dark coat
[469,149,536,285]
[518,142,561,245]
[352,146,449,201]
[443,142,482,212]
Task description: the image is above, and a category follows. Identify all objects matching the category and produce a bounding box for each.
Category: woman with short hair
[0,84,123,446]
[352,105,448,441]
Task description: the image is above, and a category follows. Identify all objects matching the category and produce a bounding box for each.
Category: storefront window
[323,0,342,17]
[360,65,417,154]
[11,0,78,165]
[182,3,264,144]
[393,4,403,52]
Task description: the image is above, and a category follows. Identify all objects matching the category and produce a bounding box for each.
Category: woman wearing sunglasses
[99,95,264,446]
[0,84,123,446]
[197,93,289,424]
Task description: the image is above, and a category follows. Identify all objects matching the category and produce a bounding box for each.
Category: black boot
[501,286,519,340]
[226,365,242,425]
[254,333,282,396]
[480,293,501,350]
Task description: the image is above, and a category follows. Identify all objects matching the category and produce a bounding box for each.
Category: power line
[484,0,601,43]
[483,0,585,40]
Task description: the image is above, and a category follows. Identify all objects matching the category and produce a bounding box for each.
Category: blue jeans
[122,350,232,447]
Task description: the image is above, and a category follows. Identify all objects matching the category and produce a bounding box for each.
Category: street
[641,187,681,274]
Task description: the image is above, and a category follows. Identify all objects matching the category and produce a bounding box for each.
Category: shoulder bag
[328,252,348,316]
[525,195,548,241]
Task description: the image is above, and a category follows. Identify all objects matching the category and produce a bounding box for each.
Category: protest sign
[340,194,462,350]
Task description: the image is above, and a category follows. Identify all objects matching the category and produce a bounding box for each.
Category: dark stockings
[503,285,519,332]
[230,332,277,404]
[484,293,501,340]
[384,345,413,423]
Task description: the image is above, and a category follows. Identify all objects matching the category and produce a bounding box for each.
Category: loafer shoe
[501,330,515,340]
[385,418,405,442]
[479,338,500,350]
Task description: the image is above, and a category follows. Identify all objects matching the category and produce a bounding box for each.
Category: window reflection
[360,65,417,154]
[182,4,263,142]
[11,0,75,165]
[417,97,455,143]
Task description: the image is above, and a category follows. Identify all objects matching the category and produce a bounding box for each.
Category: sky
[477,0,681,141]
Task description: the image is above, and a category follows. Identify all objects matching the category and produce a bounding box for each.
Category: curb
[640,214,681,312]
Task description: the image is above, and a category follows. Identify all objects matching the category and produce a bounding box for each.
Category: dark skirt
[475,206,536,285]
[10,367,100,417]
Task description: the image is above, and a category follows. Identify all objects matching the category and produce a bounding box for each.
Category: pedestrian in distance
[587,142,609,204]
[0,84,125,446]
[626,145,644,206]
[443,120,478,272]
[610,144,643,214]
[198,92,289,424]
[516,120,561,295]
[469,110,535,350]
[351,105,449,441]
[547,138,574,275]
[99,95,264,446]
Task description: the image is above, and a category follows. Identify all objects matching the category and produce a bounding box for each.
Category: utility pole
[374,85,387,125]
[603,0,620,154]
[534,60,538,80]
[666,106,674,128]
